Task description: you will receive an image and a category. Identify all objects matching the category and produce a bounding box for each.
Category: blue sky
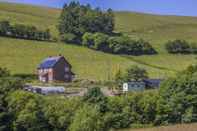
[1,0,197,16]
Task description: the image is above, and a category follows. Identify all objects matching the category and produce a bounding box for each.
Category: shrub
[82,32,94,48]
[60,33,77,43]
[83,87,108,112]
[82,33,157,55]
[0,67,10,78]
[0,21,51,41]
[69,105,104,131]
[165,39,191,54]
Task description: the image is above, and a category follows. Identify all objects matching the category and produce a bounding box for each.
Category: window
[65,67,70,72]
[65,74,70,79]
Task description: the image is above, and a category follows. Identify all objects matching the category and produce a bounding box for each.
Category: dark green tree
[125,66,148,81]
[0,76,23,131]
[0,68,10,78]
[165,39,191,54]
[58,2,114,42]
[156,68,197,125]
[83,87,108,113]
[69,105,104,131]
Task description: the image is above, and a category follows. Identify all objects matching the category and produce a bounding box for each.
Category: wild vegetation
[58,1,114,42]
[58,2,155,56]
[82,33,156,55]
[1,65,197,130]
[165,39,197,54]
[0,20,51,41]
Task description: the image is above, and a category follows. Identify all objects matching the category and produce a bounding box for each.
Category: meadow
[0,37,165,80]
[0,2,197,80]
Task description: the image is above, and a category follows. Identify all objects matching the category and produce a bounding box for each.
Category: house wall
[53,57,72,82]
[38,68,53,82]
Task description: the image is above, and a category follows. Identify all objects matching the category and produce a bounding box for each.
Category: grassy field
[0,2,197,80]
[118,123,197,131]
[0,37,167,80]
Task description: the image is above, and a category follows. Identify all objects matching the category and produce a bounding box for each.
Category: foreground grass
[118,123,197,131]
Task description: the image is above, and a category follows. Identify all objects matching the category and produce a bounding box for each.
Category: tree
[0,20,51,41]
[0,21,10,36]
[83,87,108,113]
[165,39,191,54]
[0,68,10,78]
[69,105,104,131]
[58,2,114,41]
[156,68,197,125]
[42,97,81,131]
[0,77,23,131]
[125,66,148,81]
[114,69,125,89]
[93,33,109,51]
[82,32,94,47]
[13,99,47,131]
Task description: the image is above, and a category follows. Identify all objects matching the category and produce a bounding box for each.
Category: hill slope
[0,2,197,80]
[0,37,167,80]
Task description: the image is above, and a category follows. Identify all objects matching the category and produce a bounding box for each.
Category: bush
[69,105,105,131]
[0,67,10,78]
[165,40,191,54]
[125,66,148,81]
[60,33,77,43]
[156,67,197,124]
[83,87,108,112]
[82,32,94,48]
[0,20,51,41]
[115,66,148,84]
[82,33,157,55]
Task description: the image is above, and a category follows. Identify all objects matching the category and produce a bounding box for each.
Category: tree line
[58,1,114,41]
[82,33,157,55]
[0,21,51,41]
[58,2,157,56]
[1,65,197,131]
[165,39,197,54]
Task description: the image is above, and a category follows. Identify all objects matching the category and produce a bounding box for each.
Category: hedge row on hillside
[0,21,51,41]
[82,33,157,55]
[165,39,197,54]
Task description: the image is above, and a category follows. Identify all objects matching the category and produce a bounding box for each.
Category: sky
[1,0,197,16]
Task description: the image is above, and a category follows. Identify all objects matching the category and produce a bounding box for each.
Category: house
[24,85,65,95]
[37,55,75,83]
[123,81,146,92]
[123,79,163,92]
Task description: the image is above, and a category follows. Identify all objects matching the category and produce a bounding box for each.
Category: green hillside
[0,2,197,80]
